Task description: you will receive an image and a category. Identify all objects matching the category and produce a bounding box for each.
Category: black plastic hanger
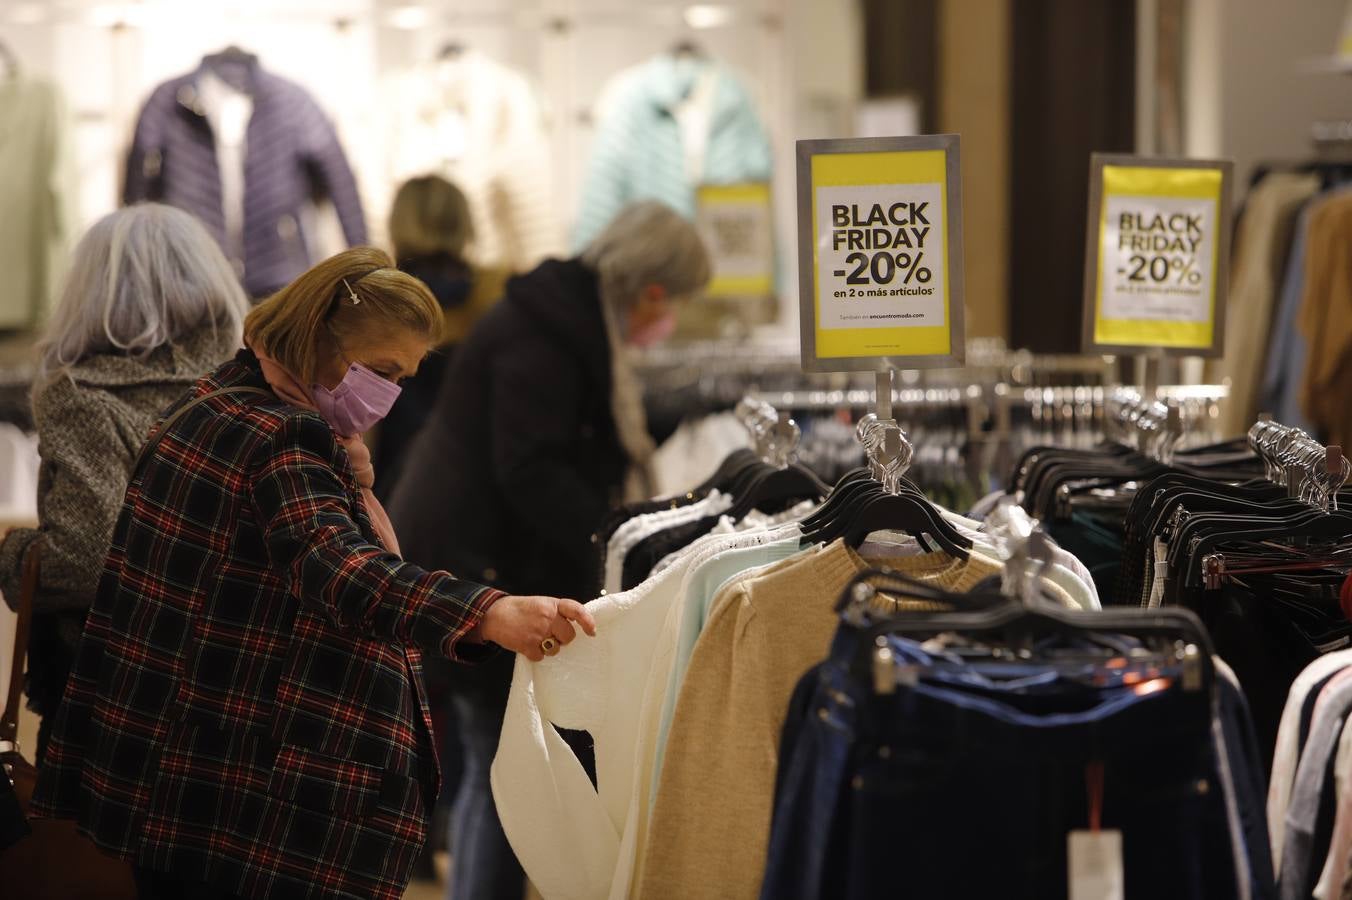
[834,568,1217,696]
[838,492,972,560]
[692,448,760,496]
[723,463,829,522]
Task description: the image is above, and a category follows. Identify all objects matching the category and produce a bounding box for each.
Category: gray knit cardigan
[0,326,240,614]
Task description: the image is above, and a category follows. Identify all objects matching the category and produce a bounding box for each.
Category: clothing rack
[1248,418,1349,508]
[643,339,1230,509]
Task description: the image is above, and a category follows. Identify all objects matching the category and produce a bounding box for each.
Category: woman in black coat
[386,200,710,899]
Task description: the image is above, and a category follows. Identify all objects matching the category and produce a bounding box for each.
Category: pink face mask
[311,363,401,436]
[628,309,678,348]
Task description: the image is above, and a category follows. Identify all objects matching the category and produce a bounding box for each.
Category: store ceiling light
[684,4,733,30]
[388,5,429,30]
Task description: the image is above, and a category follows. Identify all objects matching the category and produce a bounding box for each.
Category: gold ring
[540,638,559,655]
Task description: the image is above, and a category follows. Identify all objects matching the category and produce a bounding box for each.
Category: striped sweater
[124,53,367,297]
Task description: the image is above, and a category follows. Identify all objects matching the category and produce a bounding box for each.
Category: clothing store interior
[7,0,1352,898]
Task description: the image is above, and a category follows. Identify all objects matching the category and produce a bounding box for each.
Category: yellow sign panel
[797,136,964,372]
[1084,156,1232,356]
[696,182,775,299]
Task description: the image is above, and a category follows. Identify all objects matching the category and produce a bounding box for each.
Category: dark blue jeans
[1216,670,1276,899]
[446,688,524,900]
[764,629,1245,900]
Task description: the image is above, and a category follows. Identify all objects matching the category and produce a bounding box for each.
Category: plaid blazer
[30,350,502,899]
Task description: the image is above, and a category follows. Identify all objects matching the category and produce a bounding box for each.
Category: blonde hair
[388,175,475,261]
[39,203,248,379]
[245,247,441,382]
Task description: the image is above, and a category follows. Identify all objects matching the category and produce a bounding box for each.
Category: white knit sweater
[489,524,802,900]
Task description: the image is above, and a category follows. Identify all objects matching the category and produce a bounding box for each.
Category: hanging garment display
[490,404,1101,900]
[761,576,1263,900]
[372,50,561,273]
[124,50,368,298]
[1206,172,1317,436]
[1260,197,1324,432]
[1011,402,1352,773]
[1239,152,1352,439]
[1266,649,1352,900]
[0,68,75,330]
[1297,191,1352,450]
[573,53,772,250]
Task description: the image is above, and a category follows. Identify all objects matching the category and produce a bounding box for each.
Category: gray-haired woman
[386,200,710,900]
[0,203,249,761]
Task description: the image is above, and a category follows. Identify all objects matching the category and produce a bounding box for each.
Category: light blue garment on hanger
[573,54,772,249]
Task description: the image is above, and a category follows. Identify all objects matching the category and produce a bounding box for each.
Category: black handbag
[0,541,139,898]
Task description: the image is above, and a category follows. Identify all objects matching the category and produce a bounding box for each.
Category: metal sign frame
[796,135,965,373]
[1081,153,1233,357]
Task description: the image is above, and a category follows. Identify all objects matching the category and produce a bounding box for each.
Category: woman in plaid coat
[29,247,595,899]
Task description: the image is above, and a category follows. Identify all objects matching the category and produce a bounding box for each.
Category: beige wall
[938,0,1011,339]
[1210,0,1350,187]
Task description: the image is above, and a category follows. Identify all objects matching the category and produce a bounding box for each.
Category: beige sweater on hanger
[634,540,1001,900]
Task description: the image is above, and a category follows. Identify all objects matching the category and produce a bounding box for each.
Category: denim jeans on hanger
[843,674,1235,899]
[763,633,1092,900]
[764,625,1248,900]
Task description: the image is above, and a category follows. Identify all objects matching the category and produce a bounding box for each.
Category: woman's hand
[476,595,598,661]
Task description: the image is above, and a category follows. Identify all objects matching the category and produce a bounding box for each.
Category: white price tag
[1068,830,1124,900]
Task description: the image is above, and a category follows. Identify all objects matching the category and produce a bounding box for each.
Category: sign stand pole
[1142,352,1161,401]
[876,370,894,420]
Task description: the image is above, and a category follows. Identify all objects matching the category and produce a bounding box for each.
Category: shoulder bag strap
[131,386,273,476]
[0,539,38,749]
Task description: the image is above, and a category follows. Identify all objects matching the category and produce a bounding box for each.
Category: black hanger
[438,40,467,60]
[809,475,946,552]
[1179,508,1352,589]
[797,469,875,534]
[834,568,1216,695]
[797,465,970,555]
[839,491,972,560]
[692,448,760,496]
[722,462,829,522]
[670,39,706,59]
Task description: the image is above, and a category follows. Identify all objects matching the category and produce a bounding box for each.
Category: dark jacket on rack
[123,53,368,298]
[387,258,628,607]
[30,350,502,900]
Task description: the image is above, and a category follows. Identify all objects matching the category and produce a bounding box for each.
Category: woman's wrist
[466,587,505,644]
